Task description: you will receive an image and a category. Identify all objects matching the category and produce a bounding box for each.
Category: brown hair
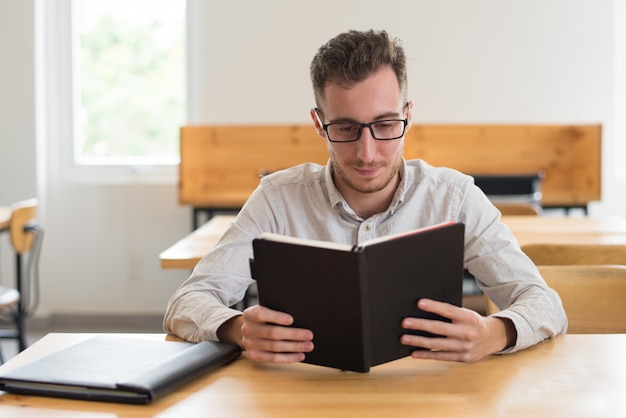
[310,29,408,107]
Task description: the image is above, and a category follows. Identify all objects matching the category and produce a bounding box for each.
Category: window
[73,0,185,167]
[43,0,186,183]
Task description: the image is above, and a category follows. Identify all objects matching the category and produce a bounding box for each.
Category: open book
[250,221,465,373]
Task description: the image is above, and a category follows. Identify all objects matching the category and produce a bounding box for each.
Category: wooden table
[504,215,626,245]
[160,214,626,270]
[159,215,235,269]
[0,206,10,231]
[0,333,624,417]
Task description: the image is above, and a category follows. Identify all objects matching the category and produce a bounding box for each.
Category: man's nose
[356,127,377,162]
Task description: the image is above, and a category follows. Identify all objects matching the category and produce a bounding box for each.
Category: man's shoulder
[405,158,472,184]
[261,162,326,186]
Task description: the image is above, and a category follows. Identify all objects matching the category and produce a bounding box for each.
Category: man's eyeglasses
[314,108,408,143]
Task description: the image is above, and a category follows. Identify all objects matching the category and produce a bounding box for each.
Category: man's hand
[236,305,314,363]
[400,298,517,362]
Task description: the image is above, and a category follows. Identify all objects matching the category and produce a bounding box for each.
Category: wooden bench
[179,124,601,226]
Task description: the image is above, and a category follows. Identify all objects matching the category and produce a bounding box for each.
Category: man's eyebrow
[327,111,402,124]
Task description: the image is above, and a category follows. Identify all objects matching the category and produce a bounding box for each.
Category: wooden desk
[0,333,624,417]
[160,215,626,270]
[505,215,626,245]
[0,206,10,231]
[159,215,234,269]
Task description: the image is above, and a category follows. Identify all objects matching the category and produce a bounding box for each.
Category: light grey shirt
[164,159,567,353]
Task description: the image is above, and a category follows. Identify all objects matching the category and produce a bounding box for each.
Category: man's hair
[310,29,407,108]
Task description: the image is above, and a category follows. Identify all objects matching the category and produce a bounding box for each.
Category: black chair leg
[13,312,27,352]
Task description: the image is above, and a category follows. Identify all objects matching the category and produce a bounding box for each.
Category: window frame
[615,0,626,182]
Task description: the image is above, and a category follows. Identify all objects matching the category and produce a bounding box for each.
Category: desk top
[0,206,10,231]
[0,333,624,417]
[160,214,626,270]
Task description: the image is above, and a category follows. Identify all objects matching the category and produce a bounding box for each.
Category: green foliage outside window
[76,1,185,162]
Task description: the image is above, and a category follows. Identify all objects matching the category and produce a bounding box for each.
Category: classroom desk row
[159,214,626,269]
[0,332,623,417]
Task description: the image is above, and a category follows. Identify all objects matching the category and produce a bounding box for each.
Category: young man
[164,30,567,364]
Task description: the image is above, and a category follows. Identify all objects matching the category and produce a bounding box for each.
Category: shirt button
[364,224,372,232]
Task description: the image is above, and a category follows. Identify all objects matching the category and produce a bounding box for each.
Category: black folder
[0,335,241,404]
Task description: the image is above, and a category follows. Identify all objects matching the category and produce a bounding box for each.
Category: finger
[243,333,314,354]
[246,349,307,364]
[400,332,471,353]
[409,347,477,363]
[401,317,455,340]
[242,313,313,338]
[415,299,482,328]
[416,298,463,320]
[402,313,482,346]
[244,305,295,326]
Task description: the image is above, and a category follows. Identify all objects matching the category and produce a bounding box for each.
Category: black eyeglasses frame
[313,108,409,143]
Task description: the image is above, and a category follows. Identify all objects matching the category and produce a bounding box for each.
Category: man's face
[312,66,411,198]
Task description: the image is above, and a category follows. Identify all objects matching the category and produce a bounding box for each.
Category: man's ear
[406,100,414,129]
[310,108,326,139]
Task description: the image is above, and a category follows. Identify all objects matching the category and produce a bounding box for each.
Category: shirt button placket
[358,223,375,243]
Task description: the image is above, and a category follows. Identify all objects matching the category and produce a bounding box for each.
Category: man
[164,29,567,364]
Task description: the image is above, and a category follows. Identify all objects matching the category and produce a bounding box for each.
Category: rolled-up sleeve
[460,185,568,353]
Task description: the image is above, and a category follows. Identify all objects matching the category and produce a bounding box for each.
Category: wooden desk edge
[159,255,200,270]
[159,215,235,269]
[0,206,10,231]
[1,334,625,418]
[158,215,626,270]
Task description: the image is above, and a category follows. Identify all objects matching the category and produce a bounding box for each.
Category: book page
[359,221,457,247]
[256,232,354,252]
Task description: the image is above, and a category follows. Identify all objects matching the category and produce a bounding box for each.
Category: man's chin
[347,178,388,194]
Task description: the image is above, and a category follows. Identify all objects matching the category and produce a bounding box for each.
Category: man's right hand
[219,305,314,363]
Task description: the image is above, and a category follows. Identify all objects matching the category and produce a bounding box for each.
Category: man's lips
[354,166,381,177]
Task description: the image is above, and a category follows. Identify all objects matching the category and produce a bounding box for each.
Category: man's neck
[335,172,401,220]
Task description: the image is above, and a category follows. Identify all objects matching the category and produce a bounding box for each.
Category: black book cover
[250,222,464,373]
[0,336,241,404]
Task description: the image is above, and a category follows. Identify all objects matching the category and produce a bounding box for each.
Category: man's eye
[374,121,394,129]
[336,124,358,132]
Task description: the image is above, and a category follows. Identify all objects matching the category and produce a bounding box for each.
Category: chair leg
[14,252,28,352]
[14,313,27,352]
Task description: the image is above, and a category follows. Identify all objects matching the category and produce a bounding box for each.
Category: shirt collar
[324,158,409,219]
[324,161,346,212]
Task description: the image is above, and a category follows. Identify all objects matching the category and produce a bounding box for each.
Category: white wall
[0,0,37,201]
[0,0,623,319]
[0,0,39,290]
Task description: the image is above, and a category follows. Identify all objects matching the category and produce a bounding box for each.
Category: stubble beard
[331,155,403,195]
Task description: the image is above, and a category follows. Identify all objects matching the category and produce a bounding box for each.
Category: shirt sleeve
[460,184,568,353]
[163,186,276,343]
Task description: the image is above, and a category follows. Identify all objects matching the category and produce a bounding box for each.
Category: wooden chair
[486,265,626,333]
[0,199,44,362]
[521,243,626,265]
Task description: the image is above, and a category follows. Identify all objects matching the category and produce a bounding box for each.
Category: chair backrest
[485,265,626,333]
[521,243,626,265]
[539,265,626,333]
[473,172,544,204]
[9,199,38,254]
